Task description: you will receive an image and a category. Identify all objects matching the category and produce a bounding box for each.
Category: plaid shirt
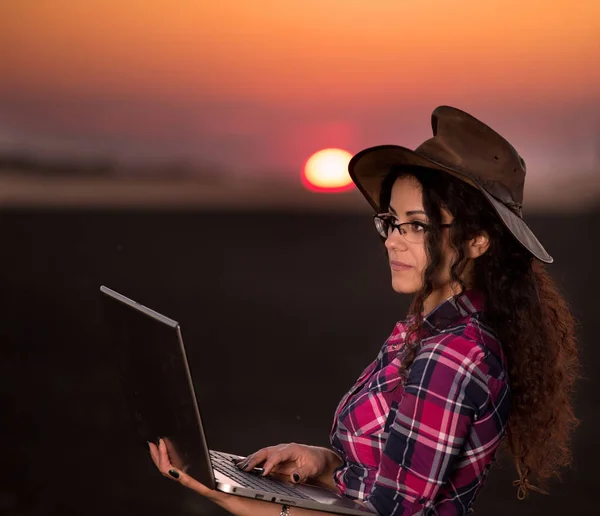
[330,290,510,515]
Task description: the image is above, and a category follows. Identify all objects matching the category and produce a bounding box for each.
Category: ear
[465,231,490,259]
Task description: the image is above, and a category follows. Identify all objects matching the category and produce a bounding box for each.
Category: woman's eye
[409,222,426,232]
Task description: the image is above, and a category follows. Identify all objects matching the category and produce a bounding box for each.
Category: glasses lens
[403,222,426,243]
[374,216,388,238]
[374,215,427,243]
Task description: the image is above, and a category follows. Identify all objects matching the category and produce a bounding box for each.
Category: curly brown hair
[379,167,580,495]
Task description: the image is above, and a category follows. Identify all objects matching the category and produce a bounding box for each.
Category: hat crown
[415,106,525,216]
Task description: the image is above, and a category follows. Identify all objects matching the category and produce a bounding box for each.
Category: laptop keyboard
[210,450,311,500]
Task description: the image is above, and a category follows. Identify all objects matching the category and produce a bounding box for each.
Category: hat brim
[349,145,553,264]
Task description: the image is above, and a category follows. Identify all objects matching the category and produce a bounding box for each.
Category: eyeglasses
[373,213,452,244]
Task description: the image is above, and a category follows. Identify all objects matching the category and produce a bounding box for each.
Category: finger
[290,466,312,484]
[155,440,226,502]
[148,442,160,468]
[268,462,295,476]
[269,462,298,480]
[262,444,301,476]
[157,438,177,478]
[267,445,301,476]
[240,449,269,470]
[262,452,288,476]
[167,466,228,503]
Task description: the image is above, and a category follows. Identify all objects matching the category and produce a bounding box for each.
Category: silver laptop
[100,286,372,515]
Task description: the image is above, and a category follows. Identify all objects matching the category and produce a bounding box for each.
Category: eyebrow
[388,205,427,217]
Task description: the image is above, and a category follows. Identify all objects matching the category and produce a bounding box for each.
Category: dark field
[1,209,598,515]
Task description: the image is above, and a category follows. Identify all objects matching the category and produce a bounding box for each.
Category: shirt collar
[421,288,485,335]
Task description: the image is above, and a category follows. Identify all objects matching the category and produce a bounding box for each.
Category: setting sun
[302,148,354,193]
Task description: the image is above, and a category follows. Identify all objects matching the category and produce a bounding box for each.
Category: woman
[149,106,579,515]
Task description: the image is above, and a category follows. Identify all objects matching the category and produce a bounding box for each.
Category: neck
[423,260,475,314]
[423,281,469,315]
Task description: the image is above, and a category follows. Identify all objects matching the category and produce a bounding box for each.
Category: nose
[384,227,408,252]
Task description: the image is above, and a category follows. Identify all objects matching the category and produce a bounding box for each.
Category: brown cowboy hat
[348,105,553,263]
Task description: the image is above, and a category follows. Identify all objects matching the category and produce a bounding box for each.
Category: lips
[390,260,413,270]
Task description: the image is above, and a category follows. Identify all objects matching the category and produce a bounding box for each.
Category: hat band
[504,200,523,217]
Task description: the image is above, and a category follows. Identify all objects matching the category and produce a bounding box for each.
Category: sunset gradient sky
[1,1,599,187]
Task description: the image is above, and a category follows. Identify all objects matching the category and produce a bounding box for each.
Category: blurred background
[0,1,599,515]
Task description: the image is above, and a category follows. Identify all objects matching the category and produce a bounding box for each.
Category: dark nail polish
[240,461,249,470]
[293,473,300,483]
[168,469,180,479]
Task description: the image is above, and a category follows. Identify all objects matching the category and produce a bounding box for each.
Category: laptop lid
[100,285,216,488]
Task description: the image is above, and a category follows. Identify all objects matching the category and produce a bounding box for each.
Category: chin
[391,278,420,294]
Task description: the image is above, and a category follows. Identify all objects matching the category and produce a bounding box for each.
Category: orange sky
[0,1,599,182]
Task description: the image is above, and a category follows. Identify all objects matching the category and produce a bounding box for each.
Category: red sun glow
[302,148,354,192]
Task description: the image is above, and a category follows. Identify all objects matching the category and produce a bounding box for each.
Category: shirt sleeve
[365,335,489,515]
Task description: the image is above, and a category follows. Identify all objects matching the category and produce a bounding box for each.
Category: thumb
[290,467,310,484]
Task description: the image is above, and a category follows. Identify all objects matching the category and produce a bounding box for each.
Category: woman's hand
[238,443,342,489]
[148,439,234,511]
[148,439,353,516]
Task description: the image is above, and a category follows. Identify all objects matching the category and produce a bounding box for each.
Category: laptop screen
[100,286,215,488]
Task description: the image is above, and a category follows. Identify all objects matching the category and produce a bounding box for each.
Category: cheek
[412,248,429,288]
[441,242,457,271]
[390,248,427,293]
[433,245,457,285]
[413,246,428,275]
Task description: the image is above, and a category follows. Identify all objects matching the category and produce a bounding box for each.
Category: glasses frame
[373,213,452,243]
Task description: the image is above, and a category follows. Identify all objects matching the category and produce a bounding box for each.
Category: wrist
[214,493,241,515]
[309,446,342,489]
[319,447,343,471]
[220,496,284,516]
